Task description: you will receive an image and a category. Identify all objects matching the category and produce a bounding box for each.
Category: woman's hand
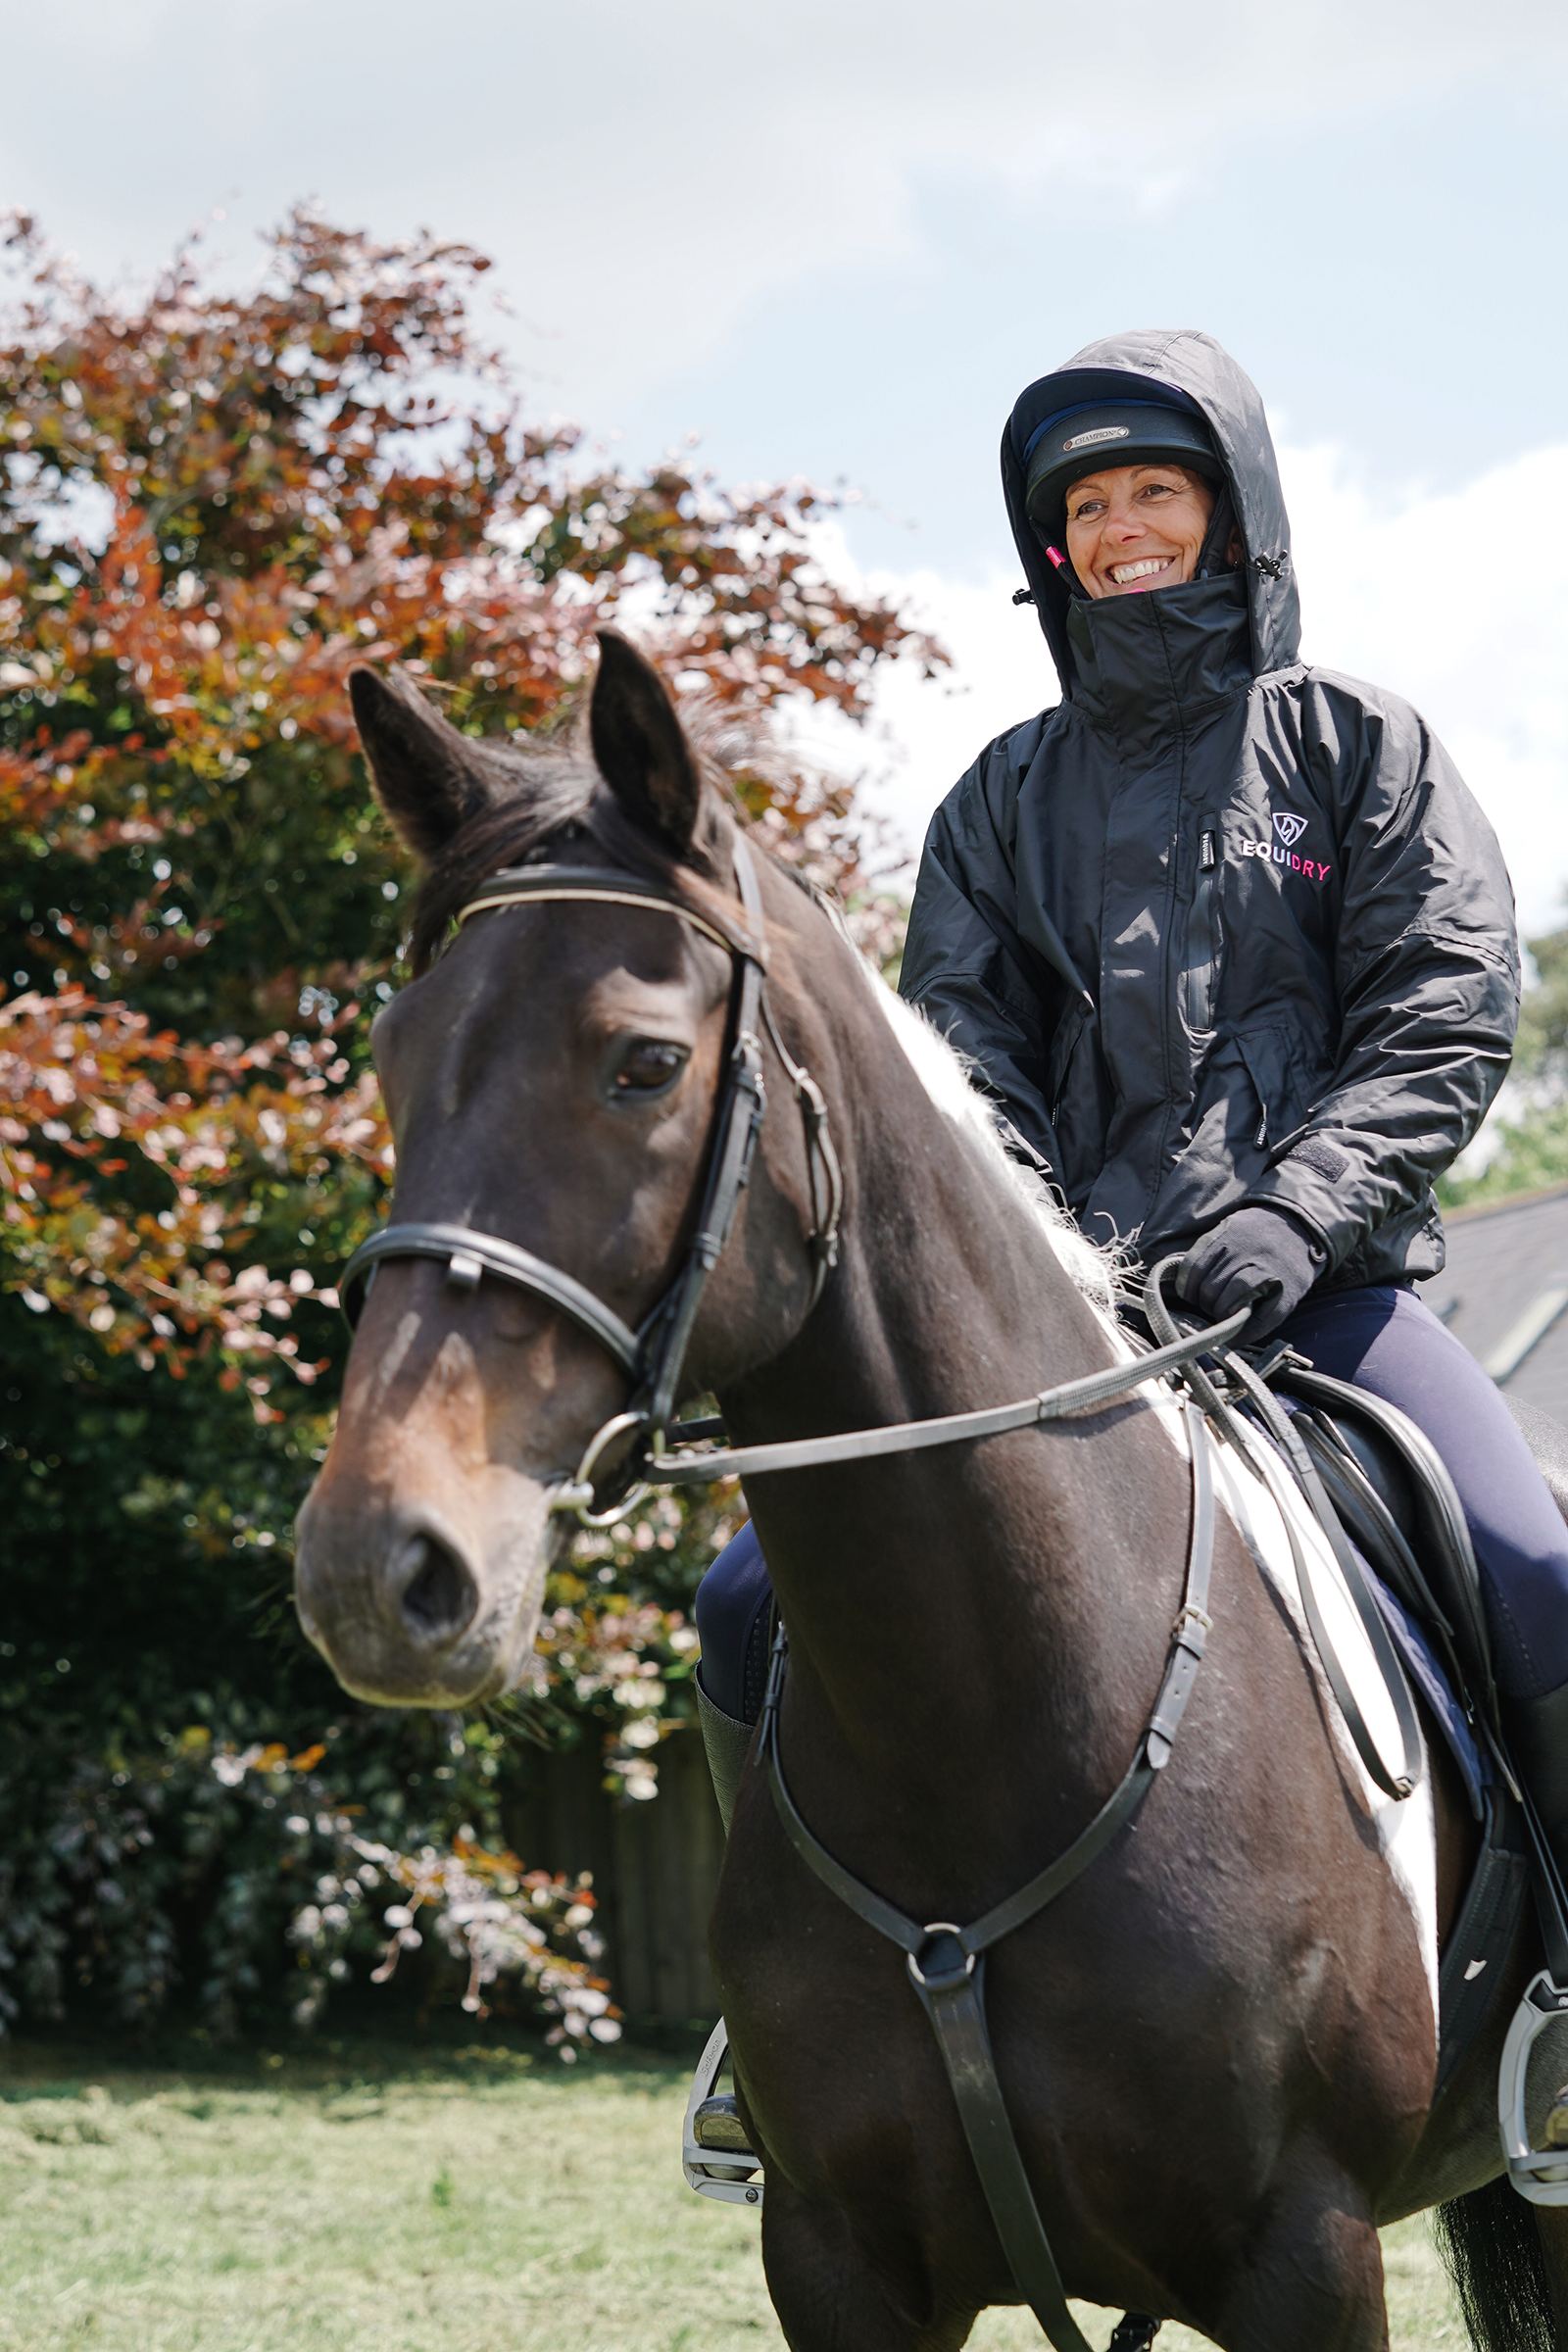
[1175,1207,1326,1340]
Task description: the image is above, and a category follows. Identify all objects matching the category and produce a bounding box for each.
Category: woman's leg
[1276,1282,1568,1699]
[694,1518,774,1723]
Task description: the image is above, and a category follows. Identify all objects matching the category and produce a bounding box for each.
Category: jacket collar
[1064,572,1252,751]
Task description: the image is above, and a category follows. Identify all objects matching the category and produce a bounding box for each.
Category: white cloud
[800,439,1568,935]
[8,0,1565,423]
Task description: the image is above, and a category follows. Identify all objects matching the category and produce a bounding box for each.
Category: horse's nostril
[397,1535,478,1642]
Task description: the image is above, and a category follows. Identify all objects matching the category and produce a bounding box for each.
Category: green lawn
[0,2037,1465,2351]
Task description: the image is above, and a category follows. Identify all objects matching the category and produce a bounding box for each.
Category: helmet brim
[1023,402,1221,541]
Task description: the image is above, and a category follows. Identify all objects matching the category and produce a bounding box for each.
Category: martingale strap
[757,1401,1216,2352]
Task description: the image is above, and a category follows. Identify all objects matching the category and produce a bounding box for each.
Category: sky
[5,0,1567,922]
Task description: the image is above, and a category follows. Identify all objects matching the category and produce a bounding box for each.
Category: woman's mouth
[1107,556,1175,591]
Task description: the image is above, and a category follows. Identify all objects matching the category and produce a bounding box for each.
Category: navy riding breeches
[693,1515,772,1723]
[694,1281,1568,1714]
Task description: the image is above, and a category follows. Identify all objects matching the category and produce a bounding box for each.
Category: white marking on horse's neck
[861,968,1120,1313]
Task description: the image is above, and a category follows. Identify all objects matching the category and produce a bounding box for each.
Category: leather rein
[337,835,1421,2352]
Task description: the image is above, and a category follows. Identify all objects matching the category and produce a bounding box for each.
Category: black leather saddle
[1276,1365,1568,1733]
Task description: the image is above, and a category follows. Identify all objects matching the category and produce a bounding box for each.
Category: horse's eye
[612,1040,688,1096]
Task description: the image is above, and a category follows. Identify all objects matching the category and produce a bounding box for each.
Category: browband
[457,863,766,965]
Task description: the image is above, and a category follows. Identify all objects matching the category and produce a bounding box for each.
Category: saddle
[1283,1367,1568,1720]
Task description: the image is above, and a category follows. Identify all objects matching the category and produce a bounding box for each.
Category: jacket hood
[1004,329,1300,694]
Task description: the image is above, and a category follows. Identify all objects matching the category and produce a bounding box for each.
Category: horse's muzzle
[293,1483,551,1708]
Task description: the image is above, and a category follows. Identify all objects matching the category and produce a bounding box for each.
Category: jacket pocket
[1235,1026,1299,1152]
[1183,814,1221,1034]
[1048,997,1091,1124]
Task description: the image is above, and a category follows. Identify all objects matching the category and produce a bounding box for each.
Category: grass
[0,2034,1466,2351]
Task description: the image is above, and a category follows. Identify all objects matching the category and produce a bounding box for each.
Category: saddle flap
[1276,1363,1495,1715]
[1293,1407,1443,1630]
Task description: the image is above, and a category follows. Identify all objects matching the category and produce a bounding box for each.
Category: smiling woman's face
[1063,463,1218,599]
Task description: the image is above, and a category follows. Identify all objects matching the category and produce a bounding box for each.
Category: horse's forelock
[405,728,742,976]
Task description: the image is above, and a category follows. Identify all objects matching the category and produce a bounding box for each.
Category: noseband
[339,835,844,1521]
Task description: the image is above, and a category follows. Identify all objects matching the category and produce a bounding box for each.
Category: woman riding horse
[696,326,1568,1888]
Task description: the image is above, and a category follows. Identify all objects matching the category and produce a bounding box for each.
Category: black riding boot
[1504,1679,1568,2145]
[1505,1678,1568,1886]
[696,1674,755,1838]
[694,1590,775,1837]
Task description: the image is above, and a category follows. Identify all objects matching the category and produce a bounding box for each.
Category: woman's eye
[612,1041,688,1095]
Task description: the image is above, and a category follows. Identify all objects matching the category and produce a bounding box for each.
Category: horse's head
[293,634,837,1707]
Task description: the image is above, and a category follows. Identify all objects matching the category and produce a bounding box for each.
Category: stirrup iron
[1500,1972,1568,2202]
[682,2018,763,2207]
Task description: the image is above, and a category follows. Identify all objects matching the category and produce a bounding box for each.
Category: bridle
[339,833,844,1522]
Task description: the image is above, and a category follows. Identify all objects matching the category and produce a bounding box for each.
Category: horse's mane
[401,706,1121,1311]
[866,977,1125,1313]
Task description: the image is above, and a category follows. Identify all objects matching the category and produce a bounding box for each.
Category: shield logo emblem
[1273,811,1307,849]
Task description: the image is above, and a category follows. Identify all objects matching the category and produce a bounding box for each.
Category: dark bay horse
[296,633,1568,2352]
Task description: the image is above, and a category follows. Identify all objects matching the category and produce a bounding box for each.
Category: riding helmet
[1023,400,1221,543]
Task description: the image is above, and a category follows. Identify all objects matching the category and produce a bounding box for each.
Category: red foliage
[0,205,942,1399]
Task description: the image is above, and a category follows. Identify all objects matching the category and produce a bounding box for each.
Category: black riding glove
[1175,1206,1326,1340]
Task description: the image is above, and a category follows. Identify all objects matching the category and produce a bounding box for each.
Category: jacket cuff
[1245,1145,1360,1270]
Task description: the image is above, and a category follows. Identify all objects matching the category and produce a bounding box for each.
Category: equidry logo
[1238,808,1331,883]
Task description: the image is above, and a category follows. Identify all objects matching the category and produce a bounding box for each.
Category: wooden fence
[503,1723,726,2029]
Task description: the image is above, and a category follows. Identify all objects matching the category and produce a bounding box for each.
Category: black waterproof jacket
[898,329,1520,1287]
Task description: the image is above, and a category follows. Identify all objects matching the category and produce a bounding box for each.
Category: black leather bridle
[339,834,844,1522]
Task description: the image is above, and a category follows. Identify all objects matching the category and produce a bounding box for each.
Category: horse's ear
[349,663,499,860]
[589,630,704,852]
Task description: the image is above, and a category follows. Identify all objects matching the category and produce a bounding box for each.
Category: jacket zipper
[1184,814,1220,1033]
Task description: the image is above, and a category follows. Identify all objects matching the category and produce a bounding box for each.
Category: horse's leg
[760,2174,978,2352]
[1535,2205,1568,2347]
[1199,2146,1390,2352]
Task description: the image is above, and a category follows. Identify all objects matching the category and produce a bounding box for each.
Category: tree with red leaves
[0,207,942,2037]
[1,204,938,1401]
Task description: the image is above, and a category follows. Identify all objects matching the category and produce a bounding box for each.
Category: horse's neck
[721,977,1192,1882]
